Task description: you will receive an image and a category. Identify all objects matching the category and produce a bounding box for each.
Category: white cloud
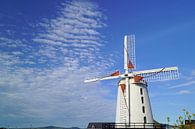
[191,70,195,76]
[169,80,195,89]
[168,69,195,89]
[0,0,115,127]
[178,90,191,95]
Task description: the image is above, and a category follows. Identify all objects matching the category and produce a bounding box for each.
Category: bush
[167,109,195,129]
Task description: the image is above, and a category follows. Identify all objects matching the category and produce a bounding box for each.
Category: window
[141,97,144,104]
[140,88,143,95]
[142,106,145,113]
[144,116,147,123]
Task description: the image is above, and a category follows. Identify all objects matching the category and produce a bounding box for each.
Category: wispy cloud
[0,0,115,127]
[169,80,195,89]
[168,70,195,89]
[178,90,191,95]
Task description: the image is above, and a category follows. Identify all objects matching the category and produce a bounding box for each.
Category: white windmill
[85,35,179,128]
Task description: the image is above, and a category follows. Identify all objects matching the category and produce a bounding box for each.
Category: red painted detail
[120,84,126,93]
[128,60,134,69]
[111,70,120,76]
[134,75,143,82]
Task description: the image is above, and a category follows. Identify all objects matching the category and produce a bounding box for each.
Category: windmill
[84,35,179,128]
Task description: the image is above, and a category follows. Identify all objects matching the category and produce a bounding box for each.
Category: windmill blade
[124,35,136,71]
[84,70,121,83]
[84,75,120,83]
[127,35,136,69]
[133,67,179,82]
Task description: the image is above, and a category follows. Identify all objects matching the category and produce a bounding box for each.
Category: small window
[142,106,145,113]
[140,88,143,95]
[144,116,147,123]
[141,97,144,104]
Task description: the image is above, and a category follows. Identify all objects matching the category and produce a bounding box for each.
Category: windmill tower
[84,35,179,128]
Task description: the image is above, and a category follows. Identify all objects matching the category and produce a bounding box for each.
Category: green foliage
[167,109,195,129]
[167,116,170,124]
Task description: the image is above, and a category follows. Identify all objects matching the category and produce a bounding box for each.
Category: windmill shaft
[125,77,130,125]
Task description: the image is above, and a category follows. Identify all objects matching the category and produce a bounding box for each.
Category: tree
[167,109,195,129]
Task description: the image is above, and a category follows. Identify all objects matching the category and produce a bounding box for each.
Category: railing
[87,122,168,129]
[104,123,167,129]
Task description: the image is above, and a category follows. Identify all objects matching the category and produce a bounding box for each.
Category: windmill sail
[84,75,120,83]
[133,67,179,82]
[127,35,136,69]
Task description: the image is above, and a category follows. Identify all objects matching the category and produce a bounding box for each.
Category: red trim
[128,61,134,69]
[111,70,120,76]
[134,75,143,82]
[120,84,126,93]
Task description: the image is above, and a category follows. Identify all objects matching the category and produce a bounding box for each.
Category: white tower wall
[115,79,154,126]
[116,85,127,124]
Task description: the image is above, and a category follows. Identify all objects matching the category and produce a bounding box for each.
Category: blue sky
[0,0,195,128]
